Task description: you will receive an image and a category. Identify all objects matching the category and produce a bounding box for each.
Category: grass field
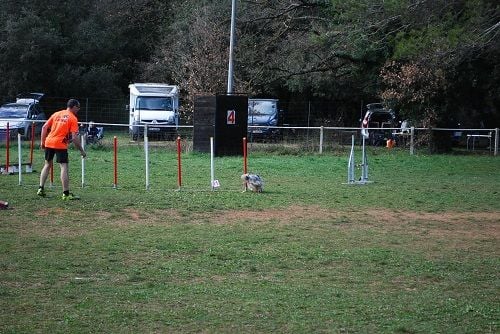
[0,143,499,333]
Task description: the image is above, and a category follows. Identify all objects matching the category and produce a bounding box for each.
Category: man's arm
[71,132,87,158]
[40,123,50,149]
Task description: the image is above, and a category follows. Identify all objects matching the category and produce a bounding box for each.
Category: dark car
[0,93,46,140]
[361,103,396,145]
[247,98,281,141]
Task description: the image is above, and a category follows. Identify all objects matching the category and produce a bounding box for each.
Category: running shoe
[37,188,46,197]
[61,193,80,200]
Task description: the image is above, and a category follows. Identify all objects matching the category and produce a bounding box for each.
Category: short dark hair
[67,99,80,109]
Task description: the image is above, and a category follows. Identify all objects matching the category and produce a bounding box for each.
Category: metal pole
[495,128,499,156]
[348,135,355,183]
[81,134,85,188]
[227,0,237,94]
[410,126,415,155]
[319,126,324,154]
[361,135,368,182]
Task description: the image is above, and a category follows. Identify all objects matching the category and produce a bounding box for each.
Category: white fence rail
[1,119,498,156]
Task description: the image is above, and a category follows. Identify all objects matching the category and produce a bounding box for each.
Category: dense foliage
[0,0,498,132]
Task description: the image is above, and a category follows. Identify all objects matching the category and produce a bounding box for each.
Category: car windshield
[0,104,28,119]
[137,97,173,110]
[249,101,276,116]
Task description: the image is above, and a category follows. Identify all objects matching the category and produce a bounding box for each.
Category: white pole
[348,135,355,183]
[227,0,237,94]
[81,134,85,188]
[361,135,368,182]
[410,126,415,155]
[210,137,215,190]
[319,126,324,154]
[495,128,499,156]
[144,125,149,190]
[18,134,22,185]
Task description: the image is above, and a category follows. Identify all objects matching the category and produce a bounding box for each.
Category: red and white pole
[29,121,35,166]
[113,136,118,188]
[177,136,182,189]
[5,122,9,174]
[243,137,248,174]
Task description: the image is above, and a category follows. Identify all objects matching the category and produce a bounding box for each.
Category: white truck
[128,83,179,140]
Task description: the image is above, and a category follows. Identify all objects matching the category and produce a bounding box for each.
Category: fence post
[495,128,499,156]
[410,126,415,155]
[319,126,324,154]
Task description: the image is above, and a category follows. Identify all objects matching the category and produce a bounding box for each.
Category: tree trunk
[428,128,452,154]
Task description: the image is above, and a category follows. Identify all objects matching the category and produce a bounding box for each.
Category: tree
[141,1,237,119]
[0,0,168,98]
[379,0,500,152]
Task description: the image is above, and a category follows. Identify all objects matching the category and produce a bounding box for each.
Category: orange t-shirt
[44,109,79,149]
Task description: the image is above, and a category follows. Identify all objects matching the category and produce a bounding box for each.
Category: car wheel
[25,126,32,140]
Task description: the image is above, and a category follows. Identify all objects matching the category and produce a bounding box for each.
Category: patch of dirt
[205,205,340,223]
[27,206,499,247]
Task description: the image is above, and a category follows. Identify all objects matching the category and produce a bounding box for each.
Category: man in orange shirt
[37,99,86,200]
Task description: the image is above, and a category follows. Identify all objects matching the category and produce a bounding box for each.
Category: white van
[128,83,179,140]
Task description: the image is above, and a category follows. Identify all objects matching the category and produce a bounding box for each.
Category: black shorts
[45,148,69,164]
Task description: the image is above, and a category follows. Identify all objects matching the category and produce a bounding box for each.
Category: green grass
[0,144,499,333]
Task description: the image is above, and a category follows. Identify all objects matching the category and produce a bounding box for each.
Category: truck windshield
[249,101,276,116]
[137,97,173,110]
[0,105,27,119]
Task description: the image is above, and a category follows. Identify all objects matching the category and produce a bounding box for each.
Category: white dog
[241,173,263,193]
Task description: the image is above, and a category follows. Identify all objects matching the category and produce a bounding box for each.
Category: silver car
[0,93,46,140]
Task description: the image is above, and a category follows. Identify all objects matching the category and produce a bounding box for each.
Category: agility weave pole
[177,136,182,190]
[72,130,248,192]
[81,135,85,188]
[345,134,372,185]
[210,137,218,190]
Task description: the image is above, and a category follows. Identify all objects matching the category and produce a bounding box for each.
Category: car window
[0,104,28,119]
[30,104,42,117]
[249,101,276,116]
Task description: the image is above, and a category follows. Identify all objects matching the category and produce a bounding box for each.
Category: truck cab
[128,83,179,140]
